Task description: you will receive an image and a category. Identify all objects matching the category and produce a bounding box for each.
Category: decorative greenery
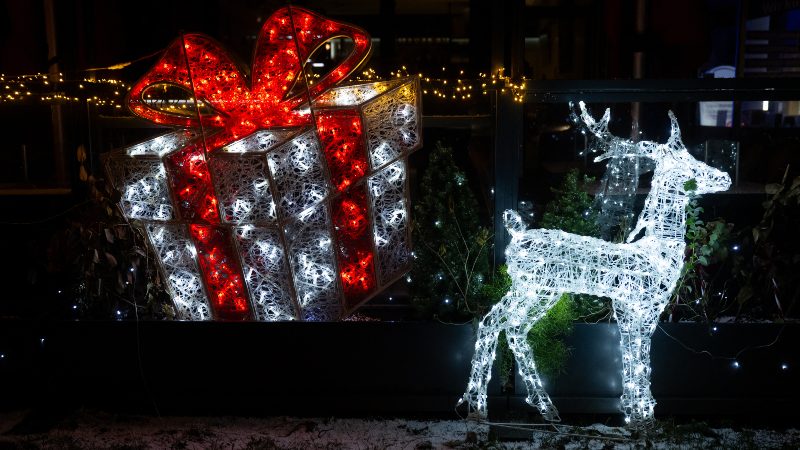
[481,265,515,389]
[735,169,800,319]
[527,293,576,377]
[410,142,493,321]
[667,182,734,322]
[669,169,800,323]
[538,170,600,237]
[45,144,173,320]
[526,170,604,376]
[493,169,604,381]
[540,170,611,322]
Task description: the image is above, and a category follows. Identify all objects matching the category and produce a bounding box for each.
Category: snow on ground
[0,410,798,449]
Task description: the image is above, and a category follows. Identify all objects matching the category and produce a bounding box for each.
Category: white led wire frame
[459,103,731,426]
[569,102,655,240]
[104,78,421,321]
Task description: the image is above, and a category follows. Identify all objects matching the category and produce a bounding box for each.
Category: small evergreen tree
[411,142,492,320]
[539,169,600,236]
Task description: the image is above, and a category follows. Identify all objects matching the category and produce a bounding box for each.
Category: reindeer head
[577,102,731,195]
[503,209,527,239]
[638,111,731,195]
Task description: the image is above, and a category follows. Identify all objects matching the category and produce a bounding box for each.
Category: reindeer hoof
[467,411,488,421]
[456,395,487,420]
[541,409,562,423]
[525,397,561,422]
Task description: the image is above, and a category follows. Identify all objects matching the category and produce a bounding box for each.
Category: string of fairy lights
[0,72,130,109]
[0,65,526,113]
[358,66,527,102]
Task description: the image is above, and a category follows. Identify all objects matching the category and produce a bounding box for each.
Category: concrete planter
[0,321,796,420]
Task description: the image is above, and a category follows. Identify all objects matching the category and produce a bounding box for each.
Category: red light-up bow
[127,6,371,147]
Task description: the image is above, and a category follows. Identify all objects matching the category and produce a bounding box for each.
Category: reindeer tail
[503,210,527,237]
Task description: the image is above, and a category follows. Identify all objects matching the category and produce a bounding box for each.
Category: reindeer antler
[577,101,611,140]
[575,101,637,162]
[630,110,684,160]
[665,111,685,151]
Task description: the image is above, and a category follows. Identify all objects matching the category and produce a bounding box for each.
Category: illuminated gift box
[104,7,421,321]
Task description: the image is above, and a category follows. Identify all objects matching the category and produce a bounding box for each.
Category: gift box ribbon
[125,6,385,320]
[127,5,371,149]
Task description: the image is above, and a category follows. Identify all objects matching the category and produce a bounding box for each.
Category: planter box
[0,321,797,420]
[517,323,799,419]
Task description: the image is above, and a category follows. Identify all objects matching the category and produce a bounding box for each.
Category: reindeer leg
[458,294,514,418]
[506,297,561,422]
[615,306,658,427]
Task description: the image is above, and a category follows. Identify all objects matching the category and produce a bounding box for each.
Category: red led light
[124,5,394,318]
[189,224,251,320]
[127,6,371,150]
[318,108,376,305]
[316,110,368,192]
[332,188,376,305]
[165,143,220,223]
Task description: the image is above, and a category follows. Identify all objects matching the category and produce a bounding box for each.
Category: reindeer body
[459,104,731,426]
[506,231,682,303]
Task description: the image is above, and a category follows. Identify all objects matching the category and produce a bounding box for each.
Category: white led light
[109,76,420,322]
[459,104,731,427]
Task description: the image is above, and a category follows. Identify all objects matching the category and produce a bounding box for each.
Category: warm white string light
[458,102,731,426]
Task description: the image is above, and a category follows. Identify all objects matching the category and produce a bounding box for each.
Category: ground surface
[0,410,798,449]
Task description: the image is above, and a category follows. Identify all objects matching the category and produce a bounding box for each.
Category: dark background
[0,0,798,317]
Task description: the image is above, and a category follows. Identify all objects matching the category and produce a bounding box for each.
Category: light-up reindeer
[458,103,731,426]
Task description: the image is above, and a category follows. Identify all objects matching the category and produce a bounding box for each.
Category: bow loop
[128,34,246,128]
[127,6,372,146]
[251,7,371,106]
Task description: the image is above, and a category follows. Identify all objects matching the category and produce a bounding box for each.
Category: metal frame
[102,77,422,321]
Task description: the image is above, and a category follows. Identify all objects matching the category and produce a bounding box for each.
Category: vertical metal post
[492,0,524,267]
[733,0,749,129]
[44,0,68,187]
[379,0,397,68]
[630,0,646,138]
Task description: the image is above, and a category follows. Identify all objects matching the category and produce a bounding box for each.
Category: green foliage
[668,191,733,321]
[735,170,800,319]
[666,169,800,323]
[45,146,173,320]
[523,170,606,377]
[539,170,601,237]
[480,264,512,304]
[494,293,576,382]
[528,294,575,377]
[482,266,515,389]
[493,170,606,382]
[411,142,493,320]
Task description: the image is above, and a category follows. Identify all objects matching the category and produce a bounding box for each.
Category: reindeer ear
[666,111,684,150]
[593,152,612,163]
[503,210,526,236]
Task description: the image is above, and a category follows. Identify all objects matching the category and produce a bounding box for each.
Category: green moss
[528,293,575,378]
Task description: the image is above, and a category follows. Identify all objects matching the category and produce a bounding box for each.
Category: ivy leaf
[683,179,698,192]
